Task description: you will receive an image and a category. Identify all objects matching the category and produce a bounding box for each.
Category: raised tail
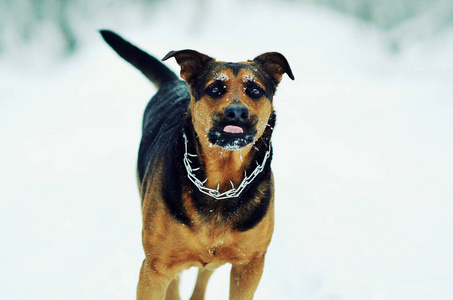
[100,30,179,88]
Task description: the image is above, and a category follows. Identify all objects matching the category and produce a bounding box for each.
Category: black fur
[137,81,189,182]
[232,179,273,232]
[161,138,193,227]
[137,81,193,226]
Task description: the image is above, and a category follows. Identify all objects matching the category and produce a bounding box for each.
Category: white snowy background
[1,0,453,299]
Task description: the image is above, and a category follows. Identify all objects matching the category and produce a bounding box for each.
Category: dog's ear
[253,52,294,85]
[162,50,213,84]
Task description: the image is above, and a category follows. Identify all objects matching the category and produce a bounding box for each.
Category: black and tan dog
[100,30,294,300]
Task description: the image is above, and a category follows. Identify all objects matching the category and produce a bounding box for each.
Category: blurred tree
[314,0,453,51]
[0,0,78,54]
[0,0,163,56]
[0,0,451,56]
[316,0,435,29]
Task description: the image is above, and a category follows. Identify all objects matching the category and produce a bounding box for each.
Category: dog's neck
[184,111,274,196]
[183,115,262,194]
[200,142,254,192]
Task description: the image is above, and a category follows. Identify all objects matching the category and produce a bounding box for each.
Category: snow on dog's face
[163,50,294,150]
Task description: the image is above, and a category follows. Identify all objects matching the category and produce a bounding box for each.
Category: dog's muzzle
[208,105,257,150]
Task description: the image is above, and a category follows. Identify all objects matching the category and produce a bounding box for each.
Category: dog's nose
[224,105,249,123]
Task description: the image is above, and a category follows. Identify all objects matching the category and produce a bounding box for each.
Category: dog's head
[163,50,294,150]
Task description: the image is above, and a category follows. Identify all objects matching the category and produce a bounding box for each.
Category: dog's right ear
[162,50,213,85]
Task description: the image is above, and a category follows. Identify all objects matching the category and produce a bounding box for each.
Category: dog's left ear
[253,52,295,85]
[162,50,213,85]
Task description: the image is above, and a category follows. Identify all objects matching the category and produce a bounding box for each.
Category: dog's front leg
[165,274,181,300]
[190,268,215,300]
[137,259,172,300]
[229,254,266,300]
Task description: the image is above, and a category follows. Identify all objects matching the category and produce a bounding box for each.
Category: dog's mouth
[208,123,256,150]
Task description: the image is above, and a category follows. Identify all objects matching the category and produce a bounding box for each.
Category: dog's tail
[100,30,178,88]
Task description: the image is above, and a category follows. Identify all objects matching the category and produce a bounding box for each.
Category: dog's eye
[246,85,264,99]
[206,83,226,98]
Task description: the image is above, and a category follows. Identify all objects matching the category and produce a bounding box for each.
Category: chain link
[183,133,271,200]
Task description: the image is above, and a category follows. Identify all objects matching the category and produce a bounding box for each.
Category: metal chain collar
[182,133,271,200]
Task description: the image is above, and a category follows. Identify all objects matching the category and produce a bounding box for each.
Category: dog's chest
[184,227,253,268]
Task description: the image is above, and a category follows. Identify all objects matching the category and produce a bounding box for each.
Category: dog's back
[137,81,189,184]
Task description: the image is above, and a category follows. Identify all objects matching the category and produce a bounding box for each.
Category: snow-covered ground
[1,1,452,299]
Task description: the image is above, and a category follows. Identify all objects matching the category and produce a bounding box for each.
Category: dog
[100,30,294,300]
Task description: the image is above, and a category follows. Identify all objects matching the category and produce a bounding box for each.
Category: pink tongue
[223,125,244,134]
